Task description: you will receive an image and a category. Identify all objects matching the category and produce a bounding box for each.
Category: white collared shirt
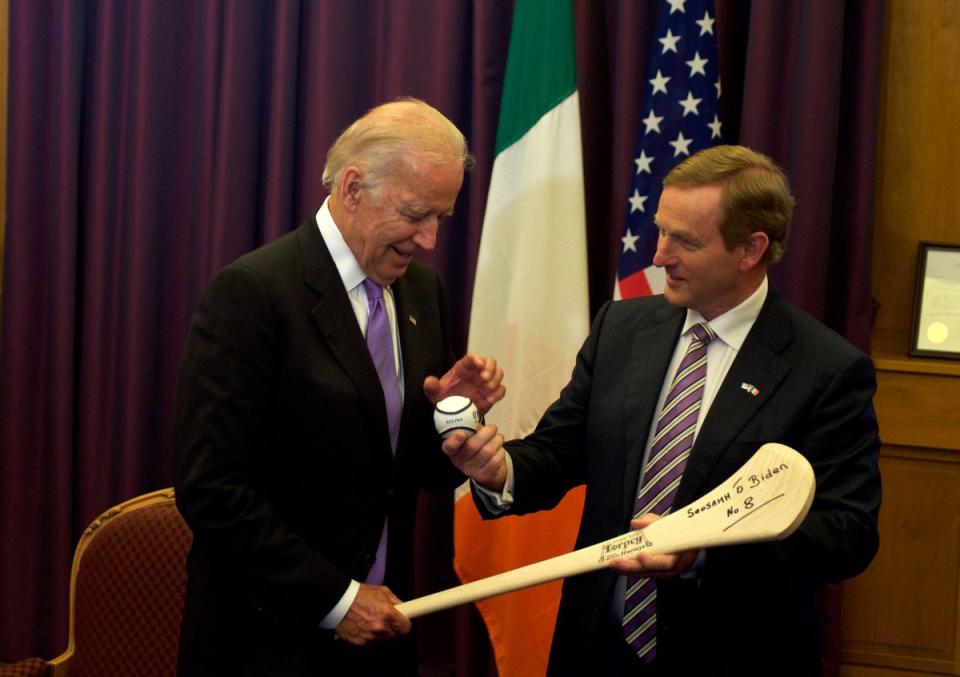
[644,275,768,453]
[315,199,404,391]
[314,197,405,629]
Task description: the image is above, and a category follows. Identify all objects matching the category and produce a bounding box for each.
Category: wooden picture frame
[910,241,960,359]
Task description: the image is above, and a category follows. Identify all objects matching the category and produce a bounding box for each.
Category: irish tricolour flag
[456,0,590,674]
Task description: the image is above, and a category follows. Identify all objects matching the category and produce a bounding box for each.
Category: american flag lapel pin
[408,315,417,326]
[740,382,760,397]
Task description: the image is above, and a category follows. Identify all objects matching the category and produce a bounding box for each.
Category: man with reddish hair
[446,145,880,676]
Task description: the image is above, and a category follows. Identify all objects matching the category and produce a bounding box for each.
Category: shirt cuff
[318,579,360,629]
[471,452,515,514]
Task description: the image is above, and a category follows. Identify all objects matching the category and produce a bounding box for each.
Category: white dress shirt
[314,198,404,629]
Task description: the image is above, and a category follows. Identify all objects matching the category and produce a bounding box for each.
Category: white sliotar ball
[433,396,480,439]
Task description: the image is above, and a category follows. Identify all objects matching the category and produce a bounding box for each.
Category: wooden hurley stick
[397,442,814,619]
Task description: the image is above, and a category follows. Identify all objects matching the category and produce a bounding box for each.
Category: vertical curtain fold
[1,1,86,654]
[740,0,883,350]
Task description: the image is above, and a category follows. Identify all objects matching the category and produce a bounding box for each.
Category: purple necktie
[622,322,716,662]
[362,278,402,585]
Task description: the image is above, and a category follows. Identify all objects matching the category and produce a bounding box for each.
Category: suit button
[363,553,376,566]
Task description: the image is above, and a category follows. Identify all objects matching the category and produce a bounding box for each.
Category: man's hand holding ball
[434,396,508,493]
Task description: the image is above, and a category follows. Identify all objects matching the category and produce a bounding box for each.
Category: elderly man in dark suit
[445,145,881,676]
[173,98,504,676]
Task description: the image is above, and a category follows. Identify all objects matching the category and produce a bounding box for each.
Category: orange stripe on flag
[454,486,585,677]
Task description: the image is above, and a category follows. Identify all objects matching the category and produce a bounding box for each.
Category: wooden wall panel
[844,2,960,675]
[842,448,960,675]
[873,369,960,451]
[871,0,960,339]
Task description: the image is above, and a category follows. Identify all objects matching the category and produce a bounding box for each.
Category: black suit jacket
[497,290,881,676]
[173,217,464,675]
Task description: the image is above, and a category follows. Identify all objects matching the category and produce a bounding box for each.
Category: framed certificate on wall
[910,242,960,359]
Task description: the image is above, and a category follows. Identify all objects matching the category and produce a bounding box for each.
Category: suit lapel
[621,304,685,522]
[675,292,795,506]
[297,220,391,445]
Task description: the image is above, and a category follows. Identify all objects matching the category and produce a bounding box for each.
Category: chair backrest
[0,658,49,677]
[48,489,192,677]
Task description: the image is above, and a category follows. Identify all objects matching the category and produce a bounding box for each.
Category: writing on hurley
[687,462,792,520]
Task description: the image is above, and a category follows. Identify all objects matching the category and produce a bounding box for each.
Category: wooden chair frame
[47,488,183,677]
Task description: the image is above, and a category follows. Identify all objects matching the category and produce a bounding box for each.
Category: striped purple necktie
[362,278,402,585]
[622,321,716,662]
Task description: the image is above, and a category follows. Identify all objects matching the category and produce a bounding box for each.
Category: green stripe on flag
[495,0,577,155]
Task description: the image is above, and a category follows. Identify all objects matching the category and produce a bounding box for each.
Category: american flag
[615,0,723,299]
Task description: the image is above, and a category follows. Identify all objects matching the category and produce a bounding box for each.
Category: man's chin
[376,264,409,285]
[662,286,687,308]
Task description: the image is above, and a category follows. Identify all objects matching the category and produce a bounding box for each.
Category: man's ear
[338,166,363,211]
[739,231,770,272]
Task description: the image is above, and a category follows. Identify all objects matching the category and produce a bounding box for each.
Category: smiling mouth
[391,245,415,258]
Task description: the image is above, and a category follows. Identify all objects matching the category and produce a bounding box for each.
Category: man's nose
[652,234,670,266]
[413,218,439,251]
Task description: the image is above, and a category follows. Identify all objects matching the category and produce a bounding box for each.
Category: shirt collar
[316,197,367,293]
[682,276,768,350]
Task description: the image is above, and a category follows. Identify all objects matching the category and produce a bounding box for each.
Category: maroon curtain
[738,0,884,351]
[1,1,882,671]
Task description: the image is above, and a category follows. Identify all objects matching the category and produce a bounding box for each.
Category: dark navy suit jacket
[496,290,881,676]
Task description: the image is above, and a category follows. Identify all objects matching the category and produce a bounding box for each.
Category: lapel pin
[740,382,760,397]
[409,315,417,326]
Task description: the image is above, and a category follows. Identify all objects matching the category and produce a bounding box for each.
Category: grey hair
[322,97,473,195]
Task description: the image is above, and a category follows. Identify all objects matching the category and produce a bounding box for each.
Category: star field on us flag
[615,0,724,300]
